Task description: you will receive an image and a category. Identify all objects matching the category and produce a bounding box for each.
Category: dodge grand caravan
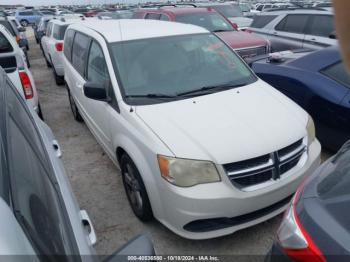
[62,19,321,239]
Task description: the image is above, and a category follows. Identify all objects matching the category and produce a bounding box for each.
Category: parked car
[41,18,74,85]
[196,3,253,30]
[266,140,350,262]
[0,67,155,258]
[0,24,41,118]
[63,19,321,239]
[0,17,28,51]
[15,9,43,27]
[6,16,29,50]
[248,10,336,52]
[252,47,350,151]
[33,15,53,45]
[133,7,270,60]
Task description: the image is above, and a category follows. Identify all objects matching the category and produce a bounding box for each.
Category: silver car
[0,68,155,260]
[248,9,336,52]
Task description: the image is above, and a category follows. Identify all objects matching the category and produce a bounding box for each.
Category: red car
[133,7,270,59]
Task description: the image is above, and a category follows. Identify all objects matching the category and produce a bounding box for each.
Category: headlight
[157,155,221,187]
[307,115,316,146]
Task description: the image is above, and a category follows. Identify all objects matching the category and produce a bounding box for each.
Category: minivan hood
[228,17,253,28]
[135,80,307,164]
[215,31,267,49]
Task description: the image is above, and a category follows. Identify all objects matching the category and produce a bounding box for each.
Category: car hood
[228,17,253,28]
[215,31,267,49]
[135,80,307,164]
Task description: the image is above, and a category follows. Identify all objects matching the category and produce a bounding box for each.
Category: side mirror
[18,27,26,32]
[105,234,155,262]
[83,81,111,102]
[329,31,337,39]
[230,22,239,30]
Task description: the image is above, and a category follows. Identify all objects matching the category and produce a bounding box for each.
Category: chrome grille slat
[224,139,306,189]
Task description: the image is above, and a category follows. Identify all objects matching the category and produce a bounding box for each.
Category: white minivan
[63,19,321,239]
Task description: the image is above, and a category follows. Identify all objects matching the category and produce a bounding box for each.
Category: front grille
[237,45,267,59]
[223,139,306,189]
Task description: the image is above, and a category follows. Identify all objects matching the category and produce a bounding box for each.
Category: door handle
[52,139,62,158]
[309,38,316,41]
[80,210,97,245]
[273,31,278,35]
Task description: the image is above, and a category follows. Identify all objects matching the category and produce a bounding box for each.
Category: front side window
[110,33,256,105]
[176,13,234,32]
[71,32,90,77]
[251,15,277,28]
[53,25,68,40]
[6,86,75,256]
[0,32,13,53]
[87,41,109,83]
[307,15,334,37]
[321,62,350,88]
[275,14,309,34]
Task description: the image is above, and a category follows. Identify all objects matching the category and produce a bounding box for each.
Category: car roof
[139,7,215,15]
[69,19,208,42]
[260,9,332,15]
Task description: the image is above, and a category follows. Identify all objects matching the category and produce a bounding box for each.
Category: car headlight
[307,115,316,146]
[157,155,221,187]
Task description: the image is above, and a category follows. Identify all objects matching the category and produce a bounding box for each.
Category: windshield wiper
[177,82,247,97]
[125,93,177,99]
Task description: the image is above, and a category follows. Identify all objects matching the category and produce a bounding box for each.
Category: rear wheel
[68,89,83,122]
[53,65,64,85]
[38,103,44,120]
[121,154,153,221]
[20,20,28,27]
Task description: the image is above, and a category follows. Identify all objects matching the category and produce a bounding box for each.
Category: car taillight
[55,42,63,52]
[19,71,34,99]
[16,35,20,43]
[277,186,326,262]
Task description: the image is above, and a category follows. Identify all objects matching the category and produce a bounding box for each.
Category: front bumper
[156,139,321,239]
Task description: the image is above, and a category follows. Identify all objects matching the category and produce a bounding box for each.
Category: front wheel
[121,154,153,221]
[20,20,28,27]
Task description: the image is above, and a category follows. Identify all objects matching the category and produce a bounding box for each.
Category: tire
[68,89,83,122]
[120,154,153,221]
[20,20,28,27]
[26,44,29,51]
[38,103,44,121]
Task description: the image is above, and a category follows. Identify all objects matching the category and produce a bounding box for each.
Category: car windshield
[317,145,350,200]
[211,5,243,18]
[109,33,256,105]
[175,13,234,32]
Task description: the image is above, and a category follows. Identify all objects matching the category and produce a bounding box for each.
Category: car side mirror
[329,31,337,39]
[105,234,155,262]
[18,27,26,32]
[230,22,239,30]
[83,81,111,102]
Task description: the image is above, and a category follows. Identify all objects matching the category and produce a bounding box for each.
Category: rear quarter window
[53,25,68,40]
[250,15,277,28]
[0,32,13,53]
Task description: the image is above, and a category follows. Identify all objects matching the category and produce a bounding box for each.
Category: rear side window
[53,25,68,40]
[0,32,13,53]
[306,15,334,37]
[275,14,309,34]
[145,13,161,20]
[71,32,90,77]
[321,62,350,88]
[63,29,74,62]
[0,21,15,36]
[250,15,277,28]
[87,41,110,83]
[160,14,169,21]
[46,22,53,37]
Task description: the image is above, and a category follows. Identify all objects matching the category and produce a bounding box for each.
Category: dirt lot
[27,29,331,257]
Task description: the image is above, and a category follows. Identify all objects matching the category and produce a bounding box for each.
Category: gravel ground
[27,28,331,258]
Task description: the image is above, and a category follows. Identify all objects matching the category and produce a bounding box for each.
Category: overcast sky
[1,0,134,5]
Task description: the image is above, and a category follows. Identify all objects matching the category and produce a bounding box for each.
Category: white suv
[63,19,321,239]
[0,24,42,118]
[41,17,78,85]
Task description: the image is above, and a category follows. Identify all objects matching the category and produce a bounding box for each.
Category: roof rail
[264,7,327,12]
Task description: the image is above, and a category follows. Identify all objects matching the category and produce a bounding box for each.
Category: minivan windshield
[176,13,234,32]
[110,33,256,105]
